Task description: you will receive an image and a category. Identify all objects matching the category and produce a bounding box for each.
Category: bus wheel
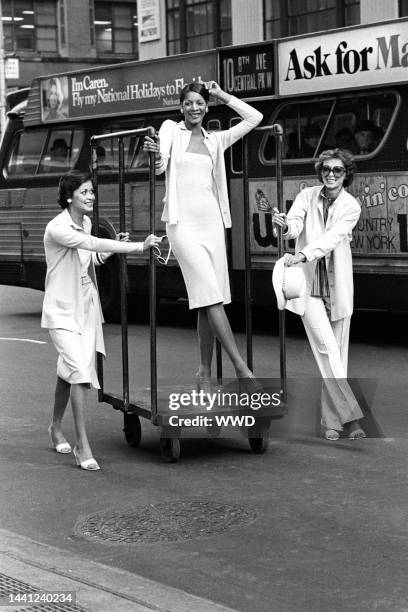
[123,413,142,447]
[159,437,180,462]
[99,254,121,322]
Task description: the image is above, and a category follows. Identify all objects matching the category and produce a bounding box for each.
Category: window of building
[94,1,138,56]
[3,0,58,53]
[264,0,360,39]
[167,0,232,55]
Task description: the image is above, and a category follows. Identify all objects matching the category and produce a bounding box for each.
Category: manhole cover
[74,500,257,544]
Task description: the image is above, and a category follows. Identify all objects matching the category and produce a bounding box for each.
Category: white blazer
[283,186,361,321]
[155,96,263,227]
[41,209,143,332]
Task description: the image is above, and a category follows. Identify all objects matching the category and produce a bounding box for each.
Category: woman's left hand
[208,81,231,104]
[143,234,164,251]
[284,252,306,266]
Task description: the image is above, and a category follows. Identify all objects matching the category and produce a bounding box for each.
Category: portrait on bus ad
[41,76,69,122]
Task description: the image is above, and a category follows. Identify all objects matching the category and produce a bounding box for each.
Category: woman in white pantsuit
[42,171,161,469]
[144,81,263,392]
[272,149,366,440]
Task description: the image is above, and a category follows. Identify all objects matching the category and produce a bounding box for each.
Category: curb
[0,529,238,612]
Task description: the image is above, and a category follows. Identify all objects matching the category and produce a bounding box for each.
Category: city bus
[1,17,408,319]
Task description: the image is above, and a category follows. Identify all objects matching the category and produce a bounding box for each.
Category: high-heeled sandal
[348,428,366,440]
[324,429,340,441]
[196,373,212,396]
[48,424,72,454]
[238,373,263,394]
[73,447,100,471]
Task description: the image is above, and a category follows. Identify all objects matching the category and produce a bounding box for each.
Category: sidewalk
[0,529,238,612]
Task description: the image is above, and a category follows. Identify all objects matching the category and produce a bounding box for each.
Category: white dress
[49,249,105,389]
[166,151,231,309]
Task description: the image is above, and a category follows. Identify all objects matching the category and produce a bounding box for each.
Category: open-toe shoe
[324,429,340,441]
[196,373,212,396]
[348,428,366,440]
[48,424,72,454]
[73,447,100,471]
[238,373,263,394]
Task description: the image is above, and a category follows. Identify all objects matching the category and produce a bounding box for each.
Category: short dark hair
[95,145,106,158]
[314,148,356,187]
[180,82,209,104]
[57,170,94,209]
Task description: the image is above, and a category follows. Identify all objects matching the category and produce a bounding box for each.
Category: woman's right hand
[143,135,161,159]
[272,207,287,230]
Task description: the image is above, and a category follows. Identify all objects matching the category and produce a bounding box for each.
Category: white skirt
[49,280,105,389]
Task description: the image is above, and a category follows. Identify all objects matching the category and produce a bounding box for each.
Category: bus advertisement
[1,18,408,317]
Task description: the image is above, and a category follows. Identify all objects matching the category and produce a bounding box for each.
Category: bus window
[260,99,335,164]
[317,92,399,158]
[100,120,146,171]
[6,129,48,175]
[206,119,221,132]
[127,134,149,170]
[39,128,84,174]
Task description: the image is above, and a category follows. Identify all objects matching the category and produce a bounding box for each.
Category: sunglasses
[152,236,172,265]
[321,165,345,177]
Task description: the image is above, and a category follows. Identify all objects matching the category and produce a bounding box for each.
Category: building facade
[2,0,407,95]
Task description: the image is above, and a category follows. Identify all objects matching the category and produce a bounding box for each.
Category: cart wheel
[123,413,142,447]
[248,425,270,454]
[159,437,180,463]
[248,436,268,454]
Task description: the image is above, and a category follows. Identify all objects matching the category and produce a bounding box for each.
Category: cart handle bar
[91,127,155,143]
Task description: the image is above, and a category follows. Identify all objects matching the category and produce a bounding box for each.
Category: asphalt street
[1,285,408,612]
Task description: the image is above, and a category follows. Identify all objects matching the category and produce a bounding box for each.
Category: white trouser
[301,297,363,430]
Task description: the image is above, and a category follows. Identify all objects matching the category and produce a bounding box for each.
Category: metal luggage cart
[241,124,287,453]
[91,124,286,462]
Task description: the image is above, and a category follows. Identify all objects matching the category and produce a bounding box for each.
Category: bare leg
[197,309,214,378]
[70,383,94,461]
[49,376,70,445]
[205,303,252,377]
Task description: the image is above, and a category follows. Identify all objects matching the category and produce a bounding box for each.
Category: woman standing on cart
[143,81,262,392]
[42,171,161,470]
[272,148,366,440]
